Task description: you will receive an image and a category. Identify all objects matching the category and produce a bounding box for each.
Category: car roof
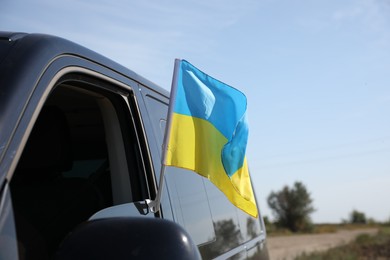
[0,31,168,95]
[0,31,169,179]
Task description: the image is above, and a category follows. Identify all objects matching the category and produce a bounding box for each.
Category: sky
[1,0,389,223]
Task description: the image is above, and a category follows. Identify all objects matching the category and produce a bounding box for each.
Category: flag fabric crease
[163,59,258,217]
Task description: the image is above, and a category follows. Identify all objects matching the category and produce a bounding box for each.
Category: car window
[143,95,216,246]
[144,93,264,258]
[9,75,147,260]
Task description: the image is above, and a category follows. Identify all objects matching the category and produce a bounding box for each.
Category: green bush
[267,181,315,232]
[349,210,367,224]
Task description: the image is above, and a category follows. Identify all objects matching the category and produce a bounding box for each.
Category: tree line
[266,181,375,233]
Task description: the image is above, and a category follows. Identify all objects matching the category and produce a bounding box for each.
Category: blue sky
[2,0,389,223]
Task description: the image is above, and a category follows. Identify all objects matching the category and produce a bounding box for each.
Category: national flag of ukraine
[164,59,258,217]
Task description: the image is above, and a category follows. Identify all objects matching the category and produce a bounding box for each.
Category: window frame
[8,64,153,205]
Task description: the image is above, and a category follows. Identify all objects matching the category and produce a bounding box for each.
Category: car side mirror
[55,217,201,260]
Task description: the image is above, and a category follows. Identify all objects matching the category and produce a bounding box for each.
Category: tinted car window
[144,93,265,259]
[143,95,216,245]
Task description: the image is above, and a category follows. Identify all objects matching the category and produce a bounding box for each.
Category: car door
[3,55,155,259]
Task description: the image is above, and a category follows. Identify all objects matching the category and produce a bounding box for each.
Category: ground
[267,228,378,260]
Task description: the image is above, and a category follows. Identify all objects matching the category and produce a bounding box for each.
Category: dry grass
[267,223,381,236]
[294,226,390,260]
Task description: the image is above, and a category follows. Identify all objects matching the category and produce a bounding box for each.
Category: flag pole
[161,58,181,166]
[147,59,181,213]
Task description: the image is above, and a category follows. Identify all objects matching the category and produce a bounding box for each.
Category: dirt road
[267,228,378,260]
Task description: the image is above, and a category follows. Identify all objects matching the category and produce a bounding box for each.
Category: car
[0,31,269,260]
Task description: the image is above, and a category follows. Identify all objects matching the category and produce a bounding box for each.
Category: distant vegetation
[348,209,367,224]
[267,181,315,233]
[264,189,386,236]
[265,208,389,236]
